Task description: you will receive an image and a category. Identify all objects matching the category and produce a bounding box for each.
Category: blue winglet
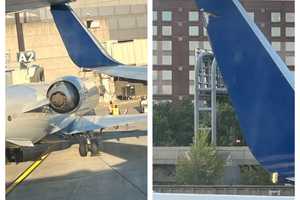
[50,4,120,68]
[195,0,294,178]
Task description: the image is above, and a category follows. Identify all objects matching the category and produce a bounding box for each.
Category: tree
[217,96,245,146]
[153,98,194,146]
[176,130,224,185]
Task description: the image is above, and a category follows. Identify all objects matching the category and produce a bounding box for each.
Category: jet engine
[47,76,98,115]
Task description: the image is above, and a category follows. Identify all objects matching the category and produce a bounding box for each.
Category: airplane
[6,0,74,13]
[6,2,147,161]
[194,0,294,180]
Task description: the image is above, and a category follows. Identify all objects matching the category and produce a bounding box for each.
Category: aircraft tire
[79,143,88,157]
[90,141,99,156]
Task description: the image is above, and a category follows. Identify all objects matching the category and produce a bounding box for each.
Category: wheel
[90,141,99,156]
[79,142,88,157]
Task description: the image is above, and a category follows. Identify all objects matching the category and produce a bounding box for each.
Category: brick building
[153,0,294,103]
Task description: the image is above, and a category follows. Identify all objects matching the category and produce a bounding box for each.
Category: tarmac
[6,100,147,200]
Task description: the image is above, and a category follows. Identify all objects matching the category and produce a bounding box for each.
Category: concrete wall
[6,22,147,82]
[153,185,294,196]
[153,146,258,184]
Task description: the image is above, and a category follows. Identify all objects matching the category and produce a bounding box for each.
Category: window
[189,70,195,81]
[189,55,195,65]
[271,27,281,37]
[162,41,172,51]
[153,26,157,36]
[153,11,157,21]
[153,85,158,94]
[285,56,294,66]
[189,41,200,51]
[153,41,157,50]
[285,13,294,22]
[162,11,172,21]
[162,85,172,95]
[286,27,294,37]
[153,55,157,65]
[203,41,212,50]
[162,55,172,65]
[247,12,254,21]
[271,42,281,51]
[162,26,172,36]
[162,70,172,80]
[271,12,281,22]
[285,42,294,51]
[189,11,199,21]
[153,70,158,80]
[189,84,195,95]
[189,26,199,36]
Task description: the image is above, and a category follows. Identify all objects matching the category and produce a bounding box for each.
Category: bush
[240,165,273,185]
[176,130,224,185]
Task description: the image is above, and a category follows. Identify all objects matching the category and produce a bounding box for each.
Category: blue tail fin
[195,0,294,177]
[50,4,120,68]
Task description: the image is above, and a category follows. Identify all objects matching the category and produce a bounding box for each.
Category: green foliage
[176,131,224,185]
[153,95,245,146]
[217,96,245,146]
[240,165,273,185]
[153,98,194,146]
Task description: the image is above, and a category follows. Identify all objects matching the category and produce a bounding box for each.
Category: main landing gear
[78,129,104,157]
[79,138,99,157]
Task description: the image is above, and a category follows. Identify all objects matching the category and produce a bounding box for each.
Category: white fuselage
[6,77,99,148]
[6,84,52,146]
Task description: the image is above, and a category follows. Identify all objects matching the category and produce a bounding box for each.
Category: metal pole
[14,13,25,52]
[211,58,217,145]
[194,48,200,143]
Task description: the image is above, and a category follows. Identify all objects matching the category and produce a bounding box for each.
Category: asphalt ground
[6,100,147,200]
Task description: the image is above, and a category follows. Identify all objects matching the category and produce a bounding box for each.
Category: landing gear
[78,137,100,157]
[90,140,99,156]
[79,141,88,157]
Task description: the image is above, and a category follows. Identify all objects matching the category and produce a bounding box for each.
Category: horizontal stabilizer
[93,65,147,81]
[6,139,34,147]
[63,114,147,135]
[22,98,49,113]
[195,0,294,177]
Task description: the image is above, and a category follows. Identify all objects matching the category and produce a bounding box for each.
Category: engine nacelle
[47,76,98,115]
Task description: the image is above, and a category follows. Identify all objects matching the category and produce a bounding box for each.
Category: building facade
[6,0,147,81]
[153,0,294,103]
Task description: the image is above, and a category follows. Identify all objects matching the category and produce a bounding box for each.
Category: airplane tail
[195,0,294,177]
[50,4,120,68]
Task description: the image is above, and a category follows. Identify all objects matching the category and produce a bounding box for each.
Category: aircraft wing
[194,0,294,178]
[50,4,147,81]
[6,0,74,13]
[62,114,147,135]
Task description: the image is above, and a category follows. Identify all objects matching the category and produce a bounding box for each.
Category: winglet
[50,4,120,68]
